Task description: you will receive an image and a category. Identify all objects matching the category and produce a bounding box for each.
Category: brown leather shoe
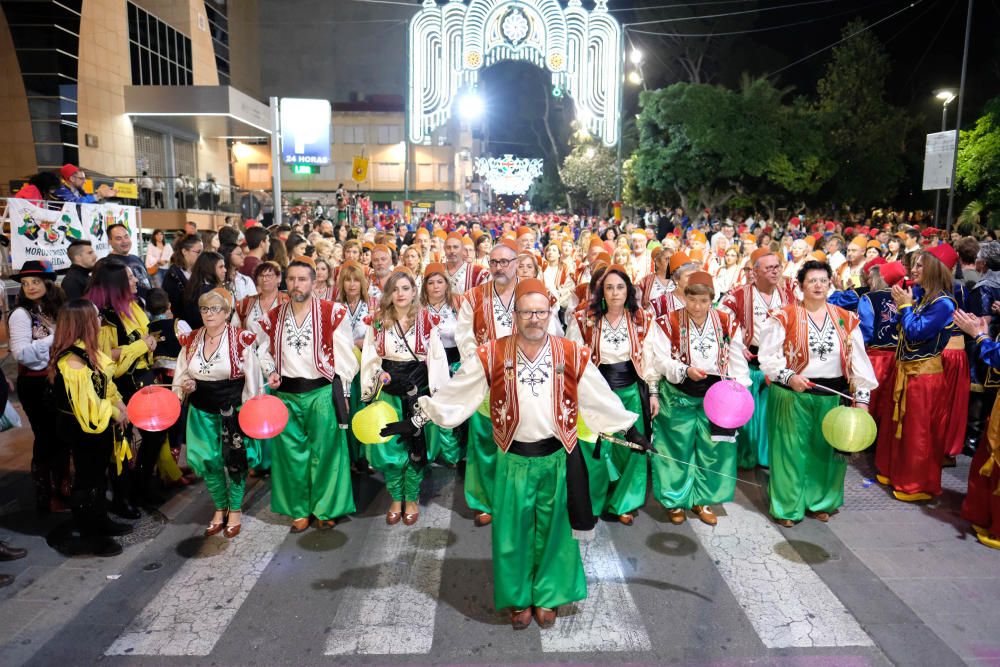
[386,511,402,525]
[474,512,492,527]
[667,508,687,525]
[403,511,419,526]
[775,517,795,528]
[316,519,336,530]
[223,523,241,538]
[510,608,532,630]
[810,511,831,522]
[290,517,310,533]
[204,512,228,537]
[693,505,718,526]
[533,606,557,629]
[618,513,634,526]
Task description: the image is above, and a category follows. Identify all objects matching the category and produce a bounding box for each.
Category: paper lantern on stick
[238,394,289,439]
[351,400,398,445]
[127,386,181,432]
[477,392,491,418]
[703,380,754,429]
[821,406,877,453]
[577,416,597,443]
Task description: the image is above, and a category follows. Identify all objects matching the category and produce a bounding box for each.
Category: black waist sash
[189,378,243,414]
[381,359,429,465]
[381,359,428,397]
[599,361,651,435]
[510,437,596,533]
[278,376,329,394]
[445,346,461,366]
[747,345,761,369]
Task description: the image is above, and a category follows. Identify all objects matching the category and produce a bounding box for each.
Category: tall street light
[934,90,956,227]
[945,0,974,234]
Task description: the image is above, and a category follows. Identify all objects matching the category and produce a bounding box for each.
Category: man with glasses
[383,278,647,629]
[454,239,561,526]
[54,163,115,204]
[719,248,796,469]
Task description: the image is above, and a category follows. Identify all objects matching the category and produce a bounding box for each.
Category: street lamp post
[934,90,956,227]
[945,0,974,234]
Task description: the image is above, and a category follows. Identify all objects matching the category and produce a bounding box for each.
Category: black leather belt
[804,376,849,396]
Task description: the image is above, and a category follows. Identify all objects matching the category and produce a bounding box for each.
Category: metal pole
[403,18,410,205]
[269,96,282,227]
[615,36,625,203]
[933,102,948,226]
[945,0,973,233]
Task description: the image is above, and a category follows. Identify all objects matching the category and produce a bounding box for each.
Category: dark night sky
[460,0,998,158]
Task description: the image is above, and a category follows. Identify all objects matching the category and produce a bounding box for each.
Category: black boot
[109,466,141,519]
[31,459,52,513]
[0,541,27,561]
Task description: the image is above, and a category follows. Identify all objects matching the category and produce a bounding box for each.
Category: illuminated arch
[408,0,623,146]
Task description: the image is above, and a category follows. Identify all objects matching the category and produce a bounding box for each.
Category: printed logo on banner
[80,203,141,258]
[8,199,85,270]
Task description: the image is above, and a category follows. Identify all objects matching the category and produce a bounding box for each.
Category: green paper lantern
[821,406,877,453]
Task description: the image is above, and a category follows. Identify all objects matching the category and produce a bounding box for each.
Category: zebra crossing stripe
[540,522,653,653]
[105,512,289,656]
[324,469,456,655]
[688,501,874,648]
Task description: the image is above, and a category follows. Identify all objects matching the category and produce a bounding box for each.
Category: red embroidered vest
[369,309,439,357]
[771,304,858,382]
[260,298,347,381]
[464,282,515,345]
[719,283,793,344]
[476,335,589,454]
[654,309,736,373]
[572,308,649,375]
[179,325,256,379]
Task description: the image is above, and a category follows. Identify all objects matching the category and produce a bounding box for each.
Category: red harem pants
[941,337,970,457]
[876,359,947,495]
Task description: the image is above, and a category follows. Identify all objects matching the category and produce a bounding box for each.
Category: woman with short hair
[173,288,262,538]
[759,260,877,526]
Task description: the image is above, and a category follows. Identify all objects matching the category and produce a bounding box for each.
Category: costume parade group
[42,222,1000,631]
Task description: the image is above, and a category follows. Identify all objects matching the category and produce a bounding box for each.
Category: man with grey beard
[258,258,359,533]
[383,278,646,629]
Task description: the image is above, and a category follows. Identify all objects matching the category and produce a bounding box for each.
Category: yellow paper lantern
[351,400,398,445]
[577,416,597,443]
[821,406,877,453]
[477,392,491,417]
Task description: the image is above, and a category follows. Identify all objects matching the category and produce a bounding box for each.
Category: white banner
[78,203,141,260]
[922,130,957,191]
[8,199,86,270]
[8,199,141,270]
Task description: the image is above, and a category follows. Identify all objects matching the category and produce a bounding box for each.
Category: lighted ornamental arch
[408,0,623,146]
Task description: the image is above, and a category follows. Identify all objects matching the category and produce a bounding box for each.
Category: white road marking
[689,502,874,648]
[105,512,288,656]
[324,470,455,655]
[541,522,652,653]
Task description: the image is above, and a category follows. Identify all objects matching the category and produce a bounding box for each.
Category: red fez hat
[880,261,906,287]
[926,243,958,270]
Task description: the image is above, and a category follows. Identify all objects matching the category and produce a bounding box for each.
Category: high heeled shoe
[223,511,242,538]
[204,511,228,537]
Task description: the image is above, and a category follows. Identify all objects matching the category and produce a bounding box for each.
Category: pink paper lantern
[238,394,289,439]
[703,379,754,429]
[127,386,181,432]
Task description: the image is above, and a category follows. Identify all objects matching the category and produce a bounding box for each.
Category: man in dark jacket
[60,240,97,300]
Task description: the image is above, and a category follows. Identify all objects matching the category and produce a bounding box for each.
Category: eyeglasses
[488,258,514,269]
[515,309,550,320]
[803,278,831,286]
[199,305,225,314]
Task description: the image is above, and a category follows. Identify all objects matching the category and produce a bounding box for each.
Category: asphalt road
[0,454,995,667]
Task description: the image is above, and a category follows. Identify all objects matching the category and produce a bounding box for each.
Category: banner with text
[8,199,141,270]
[8,199,86,270]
